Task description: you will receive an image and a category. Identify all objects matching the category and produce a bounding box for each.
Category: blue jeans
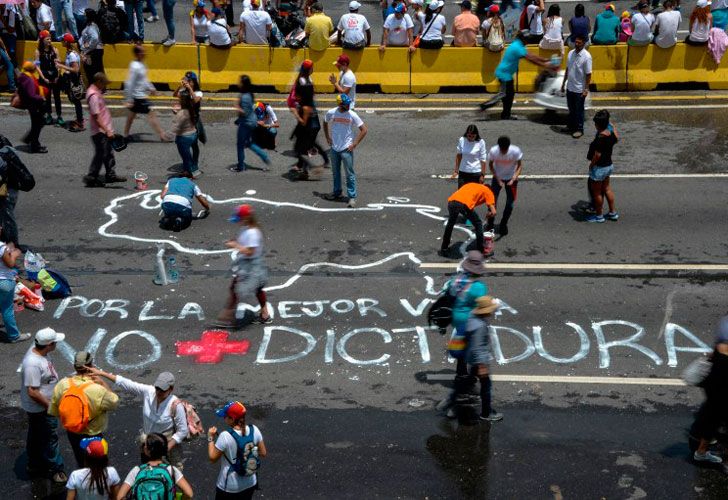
[125,0,145,40]
[73,12,86,34]
[162,0,176,38]
[0,279,19,341]
[331,149,356,199]
[51,0,78,39]
[237,123,268,170]
[0,48,15,91]
[566,90,586,133]
[589,165,613,182]
[26,411,64,473]
[147,0,158,16]
[175,132,198,173]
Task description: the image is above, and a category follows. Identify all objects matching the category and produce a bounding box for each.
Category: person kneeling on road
[159,172,210,232]
[440,183,496,257]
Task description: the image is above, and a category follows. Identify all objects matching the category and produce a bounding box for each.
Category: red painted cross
[175,330,251,364]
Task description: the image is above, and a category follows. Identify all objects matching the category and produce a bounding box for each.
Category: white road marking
[431,173,728,179]
[420,263,728,271]
[426,373,687,386]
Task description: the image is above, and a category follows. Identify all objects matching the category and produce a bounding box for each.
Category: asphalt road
[1,92,727,498]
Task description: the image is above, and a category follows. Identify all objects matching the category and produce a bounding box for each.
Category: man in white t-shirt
[337,1,371,49]
[629,2,655,46]
[560,34,592,138]
[322,94,368,208]
[328,54,357,109]
[524,0,544,43]
[238,0,272,45]
[486,136,523,236]
[31,0,56,37]
[380,5,414,49]
[21,327,66,483]
[654,0,681,48]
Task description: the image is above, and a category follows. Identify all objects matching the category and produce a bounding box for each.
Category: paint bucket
[134,171,148,191]
[484,230,495,257]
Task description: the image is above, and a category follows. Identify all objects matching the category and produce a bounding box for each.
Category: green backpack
[131,464,175,500]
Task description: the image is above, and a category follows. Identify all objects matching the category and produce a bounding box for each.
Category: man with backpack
[0,135,36,246]
[48,351,119,467]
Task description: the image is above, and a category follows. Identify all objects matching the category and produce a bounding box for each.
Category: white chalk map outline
[98,190,476,295]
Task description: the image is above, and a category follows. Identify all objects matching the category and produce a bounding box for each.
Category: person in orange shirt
[440,183,496,257]
[452,0,480,47]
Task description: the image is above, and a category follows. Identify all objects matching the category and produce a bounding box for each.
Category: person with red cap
[481,4,505,52]
[55,33,85,132]
[65,437,122,498]
[215,204,271,327]
[208,401,267,499]
[328,54,357,109]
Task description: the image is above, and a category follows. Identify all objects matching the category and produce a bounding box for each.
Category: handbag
[10,92,24,109]
[682,357,712,386]
[196,119,207,144]
[69,80,85,101]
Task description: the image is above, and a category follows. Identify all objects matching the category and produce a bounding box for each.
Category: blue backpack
[224,426,260,477]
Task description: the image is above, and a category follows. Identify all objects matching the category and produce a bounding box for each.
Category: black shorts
[130,98,151,114]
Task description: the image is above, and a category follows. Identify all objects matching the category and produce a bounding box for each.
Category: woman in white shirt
[208,7,233,48]
[208,401,267,499]
[629,2,655,46]
[539,4,563,52]
[415,0,446,49]
[55,33,85,132]
[451,124,487,188]
[190,0,212,44]
[65,437,121,500]
[687,0,712,45]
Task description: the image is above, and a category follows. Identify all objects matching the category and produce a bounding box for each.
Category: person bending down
[159,172,210,232]
[440,183,496,257]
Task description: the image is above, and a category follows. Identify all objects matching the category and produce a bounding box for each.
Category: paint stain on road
[175,330,251,364]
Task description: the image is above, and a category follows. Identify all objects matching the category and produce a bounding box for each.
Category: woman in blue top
[568,3,591,48]
[232,75,270,173]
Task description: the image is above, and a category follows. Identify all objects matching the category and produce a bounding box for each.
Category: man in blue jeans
[125,0,145,41]
[160,0,176,45]
[560,34,592,138]
[51,0,78,39]
[322,93,368,208]
[21,327,67,483]
[159,172,210,232]
[0,37,15,92]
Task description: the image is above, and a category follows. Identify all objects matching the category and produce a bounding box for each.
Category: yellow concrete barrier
[588,44,628,91]
[411,47,501,93]
[515,46,563,92]
[268,47,307,92]
[200,44,270,91]
[627,42,727,91]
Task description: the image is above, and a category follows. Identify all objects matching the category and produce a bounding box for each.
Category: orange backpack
[58,379,93,433]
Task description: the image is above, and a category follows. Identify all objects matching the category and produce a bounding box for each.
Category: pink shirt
[87,85,113,136]
[453,11,480,47]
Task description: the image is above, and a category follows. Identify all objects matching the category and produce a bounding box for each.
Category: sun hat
[35,327,65,346]
[153,372,175,391]
[473,295,499,315]
[461,250,486,275]
[229,204,254,222]
[80,437,109,458]
[216,401,247,419]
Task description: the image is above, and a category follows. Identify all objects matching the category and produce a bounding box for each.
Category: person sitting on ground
[208,7,233,48]
[65,437,121,499]
[567,3,590,48]
[159,172,210,232]
[452,0,479,47]
[305,3,334,51]
[629,1,655,46]
[116,433,194,499]
[337,1,370,49]
[414,0,446,49]
[252,101,279,150]
[380,3,414,50]
[654,0,681,48]
[592,4,620,45]
[687,0,712,45]
[539,4,564,52]
[238,0,272,45]
[190,0,212,44]
[481,4,505,52]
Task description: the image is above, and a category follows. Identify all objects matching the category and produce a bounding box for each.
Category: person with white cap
[88,368,189,468]
[687,0,712,45]
[414,0,447,49]
[336,1,371,49]
[381,2,415,50]
[20,327,66,483]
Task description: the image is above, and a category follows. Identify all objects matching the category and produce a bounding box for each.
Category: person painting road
[479,31,556,120]
[159,172,211,232]
[440,183,496,257]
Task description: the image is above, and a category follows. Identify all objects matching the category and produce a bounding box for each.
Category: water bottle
[167,256,180,284]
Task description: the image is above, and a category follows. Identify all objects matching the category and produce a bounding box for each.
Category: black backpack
[427,277,472,333]
[97,5,121,44]
[0,146,35,192]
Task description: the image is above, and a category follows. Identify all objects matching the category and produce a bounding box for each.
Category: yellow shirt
[48,375,120,435]
[305,13,334,51]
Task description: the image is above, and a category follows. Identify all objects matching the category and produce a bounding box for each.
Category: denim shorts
[589,165,614,182]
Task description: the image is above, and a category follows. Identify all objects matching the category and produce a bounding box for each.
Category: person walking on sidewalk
[123,45,168,142]
[479,31,555,120]
[231,74,270,172]
[48,351,119,468]
[20,327,67,483]
[560,34,591,138]
[486,136,522,236]
[322,93,367,208]
[84,72,126,187]
[586,109,619,223]
[215,204,272,328]
[440,183,496,257]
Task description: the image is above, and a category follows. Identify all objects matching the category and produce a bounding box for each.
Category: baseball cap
[488,4,499,12]
[460,0,472,10]
[35,327,65,346]
[337,93,352,107]
[80,437,109,458]
[196,0,206,7]
[62,32,75,43]
[39,30,51,40]
[621,10,630,17]
[154,371,175,391]
[185,71,198,82]
[697,0,709,7]
[394,3,406,13]
[229,204,254,222]
[411,0,423,5]
[301,59,314,71]
[334,54,350,66]
[428,0,444,10]
[216,401,247,419]
[605,3,615,10]
[254,101,266,118]
[74,351,93,369]
[211,6,222,15]
[349,0,361,10]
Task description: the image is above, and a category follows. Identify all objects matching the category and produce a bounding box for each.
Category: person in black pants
[17,62,48,153]
[440,183,496,256]
[486,136,523,236]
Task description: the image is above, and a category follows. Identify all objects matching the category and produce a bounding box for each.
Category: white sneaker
[694,451,723,463]
[192,170,203,179]
[347,198,356,208]
[10,333,32,343]
[162,38,176,47]
[145,15,159,22]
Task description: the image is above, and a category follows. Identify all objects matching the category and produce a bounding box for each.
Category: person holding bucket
[83,72,127,187]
